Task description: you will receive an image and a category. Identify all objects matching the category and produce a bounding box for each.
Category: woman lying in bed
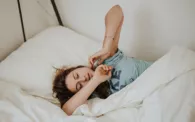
[53,5,152,115]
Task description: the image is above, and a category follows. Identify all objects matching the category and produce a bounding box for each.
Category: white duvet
[0,47,195,122]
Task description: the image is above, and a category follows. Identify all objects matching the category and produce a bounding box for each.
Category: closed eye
[76,73,79,79]
[76,82,82,91]
[73,73,76,80]
[73,73,79,80]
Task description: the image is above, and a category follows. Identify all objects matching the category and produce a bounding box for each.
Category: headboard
[0,0,59,61]
[56,0,195,61]
[0,0,24,61]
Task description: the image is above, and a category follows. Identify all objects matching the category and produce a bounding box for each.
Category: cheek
[89,69,94,75]
[86,68,93,73]
[65,76,76,92]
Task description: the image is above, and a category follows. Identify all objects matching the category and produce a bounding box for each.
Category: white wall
[20,0,58,39]
[57,0,195,61]
[0,0,23,61]
[0,0,59,61]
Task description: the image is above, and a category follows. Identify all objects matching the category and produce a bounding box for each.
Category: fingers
[97,52,111,65]
[101,65,112,77]
[88,61,93,69]
[108,70,112,77]
[93,64,112,82]
[102,65,107,71]
[88,56,95,68]
[88,57,96,69]
[88,50,111,68]
[99,65,112,72]
[89,50,105,63]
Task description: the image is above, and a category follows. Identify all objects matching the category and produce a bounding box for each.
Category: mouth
[88,73,93,80]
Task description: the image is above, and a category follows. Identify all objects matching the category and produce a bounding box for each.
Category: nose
[80,76,86,82]
[83,74,90,81]
[79,74,89,86]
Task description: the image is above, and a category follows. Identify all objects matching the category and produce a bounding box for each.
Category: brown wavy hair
[52,65,110,107]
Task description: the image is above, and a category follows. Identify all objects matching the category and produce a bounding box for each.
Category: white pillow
[0,26,101,101]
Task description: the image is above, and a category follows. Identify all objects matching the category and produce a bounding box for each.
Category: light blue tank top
[103,49,153,94]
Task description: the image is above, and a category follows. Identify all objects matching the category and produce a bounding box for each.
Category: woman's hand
[88,48,111,68]
[92,65,112,83]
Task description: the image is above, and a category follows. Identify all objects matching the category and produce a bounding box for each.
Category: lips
[88,73,91,80]
[84,73,93,81]
[88,73,93,80]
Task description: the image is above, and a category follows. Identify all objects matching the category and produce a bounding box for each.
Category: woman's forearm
[62,79,100,115]
[103,5,123,55]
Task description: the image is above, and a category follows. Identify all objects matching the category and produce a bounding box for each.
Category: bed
[0,26,195,122]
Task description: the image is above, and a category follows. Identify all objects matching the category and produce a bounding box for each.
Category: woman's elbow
[113,5,123,15]
[62,104,73,116]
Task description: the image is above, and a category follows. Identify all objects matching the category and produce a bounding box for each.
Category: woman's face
[65,67,94,93]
